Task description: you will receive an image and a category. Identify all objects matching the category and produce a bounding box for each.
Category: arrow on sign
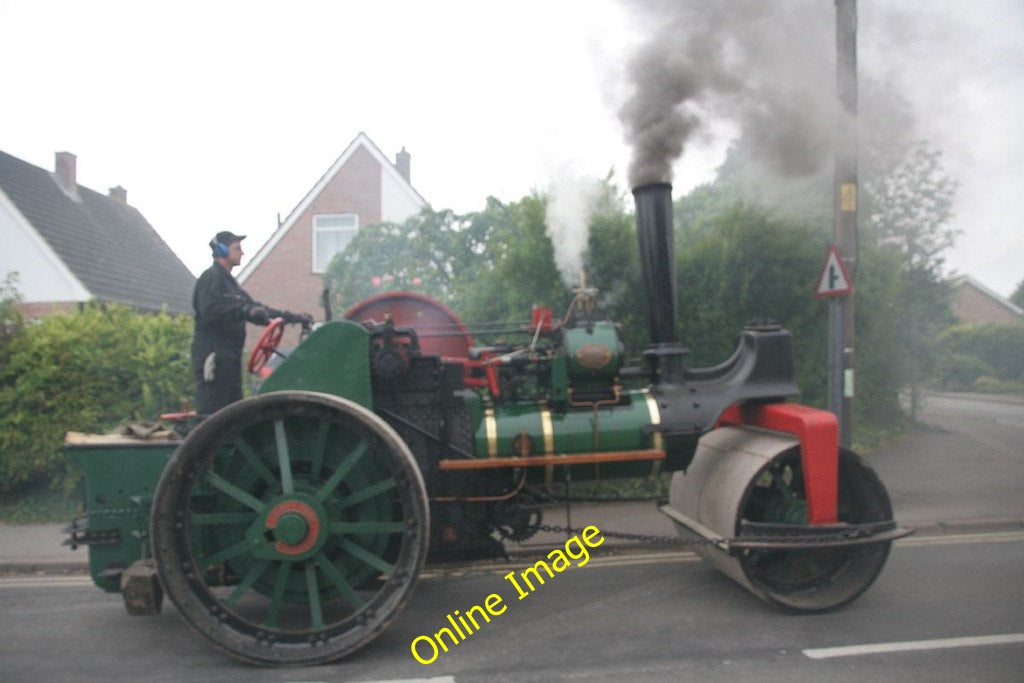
[815,245,853,298]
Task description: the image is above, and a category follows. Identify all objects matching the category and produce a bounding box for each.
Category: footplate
[658,503,913,551]
[732,519,914,550]
[63,517,121,549]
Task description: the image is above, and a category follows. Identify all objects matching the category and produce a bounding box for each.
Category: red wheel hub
[265,500,321,556]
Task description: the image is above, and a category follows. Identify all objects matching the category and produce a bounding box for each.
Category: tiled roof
[0,150,195,314]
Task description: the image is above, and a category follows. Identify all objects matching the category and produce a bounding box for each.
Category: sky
[1,0,1021,297]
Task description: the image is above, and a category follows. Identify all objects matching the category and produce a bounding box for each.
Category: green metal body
[462,319,662,481]
[467,389,661,481]
[258,321,372,406]
[66,441,176,592]
[65,313,649,592]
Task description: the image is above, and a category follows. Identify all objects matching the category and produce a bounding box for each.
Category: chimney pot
[108,186,127,204]
[395,146,411,183]
[54,151,78,196]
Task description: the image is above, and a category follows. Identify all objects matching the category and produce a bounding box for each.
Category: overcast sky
[1,0,1021,297]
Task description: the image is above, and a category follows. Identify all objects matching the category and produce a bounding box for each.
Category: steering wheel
[248,317,285,374]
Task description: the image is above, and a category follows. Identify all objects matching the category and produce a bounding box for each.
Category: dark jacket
[190,262,283,414]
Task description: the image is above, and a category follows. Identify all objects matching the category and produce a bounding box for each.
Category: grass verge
[0,487,81,524]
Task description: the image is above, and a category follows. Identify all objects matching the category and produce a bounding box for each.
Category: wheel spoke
[265,561,292,628]
[198,538,251,567]
[234,436,277,490]
[337,537,394,574]
[309,418,330,480]
[315,555,365,610]
[204,471,266,512]
[314,438,369,503]
[225,559,271,607]
[191,511,257,526]
[275,419,294,494]
[329,520,405,535]
[305,563,324,629]
[335,477,397,511]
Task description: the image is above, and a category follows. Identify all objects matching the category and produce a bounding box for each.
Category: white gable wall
[0,188,90,302]
[380,165,425,223]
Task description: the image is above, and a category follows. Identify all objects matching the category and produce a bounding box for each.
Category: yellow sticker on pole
[840,182,857,212]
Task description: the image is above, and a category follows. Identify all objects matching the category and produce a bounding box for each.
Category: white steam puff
[546,167,600,287]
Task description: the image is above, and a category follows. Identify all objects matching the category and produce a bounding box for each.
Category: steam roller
[62,181,909,667]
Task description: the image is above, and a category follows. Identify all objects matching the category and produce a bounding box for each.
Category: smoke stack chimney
[632,183,679,346]
[108,186,127,204]
[395,146,411,183]
[54,151,78,197]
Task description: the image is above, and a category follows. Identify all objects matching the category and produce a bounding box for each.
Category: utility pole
[831,0,858,447]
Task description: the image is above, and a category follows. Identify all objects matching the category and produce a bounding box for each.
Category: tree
[861,141,957,420]
[583,183,646,353]
[323,207,492,312]
[863,143,958,272]
[452,194,571,329]
[1011,279,1024,309]
[0,272,24,374]
[675,203,829,406]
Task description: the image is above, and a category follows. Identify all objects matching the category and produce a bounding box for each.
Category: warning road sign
[816,245,852,298]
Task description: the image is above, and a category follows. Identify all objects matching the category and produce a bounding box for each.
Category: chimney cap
[108,185,128,204]
[54,150,79,199]
[395,146,411,183]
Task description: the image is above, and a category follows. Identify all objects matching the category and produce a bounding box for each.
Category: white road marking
[894,530,1024,547]
[803,633,1024,659]
[0,575,93,588]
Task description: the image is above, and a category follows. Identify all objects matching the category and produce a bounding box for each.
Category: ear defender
[210,239,229,258]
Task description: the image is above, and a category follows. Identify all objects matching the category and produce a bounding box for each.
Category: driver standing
[191,231,312,416]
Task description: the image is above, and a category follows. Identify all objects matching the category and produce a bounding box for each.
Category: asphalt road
[871,392,1024,526]
[2,531,1022,682]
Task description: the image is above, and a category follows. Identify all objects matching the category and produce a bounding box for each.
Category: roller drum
[670,426,893,612]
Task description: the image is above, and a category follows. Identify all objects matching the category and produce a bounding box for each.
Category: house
[237,132,427,340]
[0,150,195,317]
[951,275,1023,325]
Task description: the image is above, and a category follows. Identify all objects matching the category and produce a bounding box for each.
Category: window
[312,213,358,273]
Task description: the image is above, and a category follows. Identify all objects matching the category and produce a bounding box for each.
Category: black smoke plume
[618,0,835,187]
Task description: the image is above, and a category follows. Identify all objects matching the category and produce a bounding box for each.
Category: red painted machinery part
[344,291,476,383]
[718,402,840,525]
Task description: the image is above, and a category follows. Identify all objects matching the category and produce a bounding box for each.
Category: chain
[533,519,902,549]
[537,523,725,547]
[515,486,901,549]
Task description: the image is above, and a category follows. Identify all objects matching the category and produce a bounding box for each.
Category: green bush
[935,353,996,391]
[0,303,192,493]
[938,321,1024,389]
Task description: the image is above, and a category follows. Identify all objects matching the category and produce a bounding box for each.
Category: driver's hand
[247,305,270,325]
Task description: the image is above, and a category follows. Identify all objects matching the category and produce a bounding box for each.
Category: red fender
[718,402,839,525]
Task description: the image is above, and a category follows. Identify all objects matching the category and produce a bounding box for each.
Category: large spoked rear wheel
[151,391,429,666]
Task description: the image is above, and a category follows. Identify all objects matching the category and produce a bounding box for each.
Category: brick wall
[242,146,383,349]
[953,283,1022,325]
[17,301,80,319]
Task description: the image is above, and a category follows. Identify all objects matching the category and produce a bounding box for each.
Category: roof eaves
[238,132,429,283]
[954,274,1023,316]
[238,133,371,283]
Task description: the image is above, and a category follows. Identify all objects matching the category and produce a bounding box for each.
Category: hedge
[0,303,193,493]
